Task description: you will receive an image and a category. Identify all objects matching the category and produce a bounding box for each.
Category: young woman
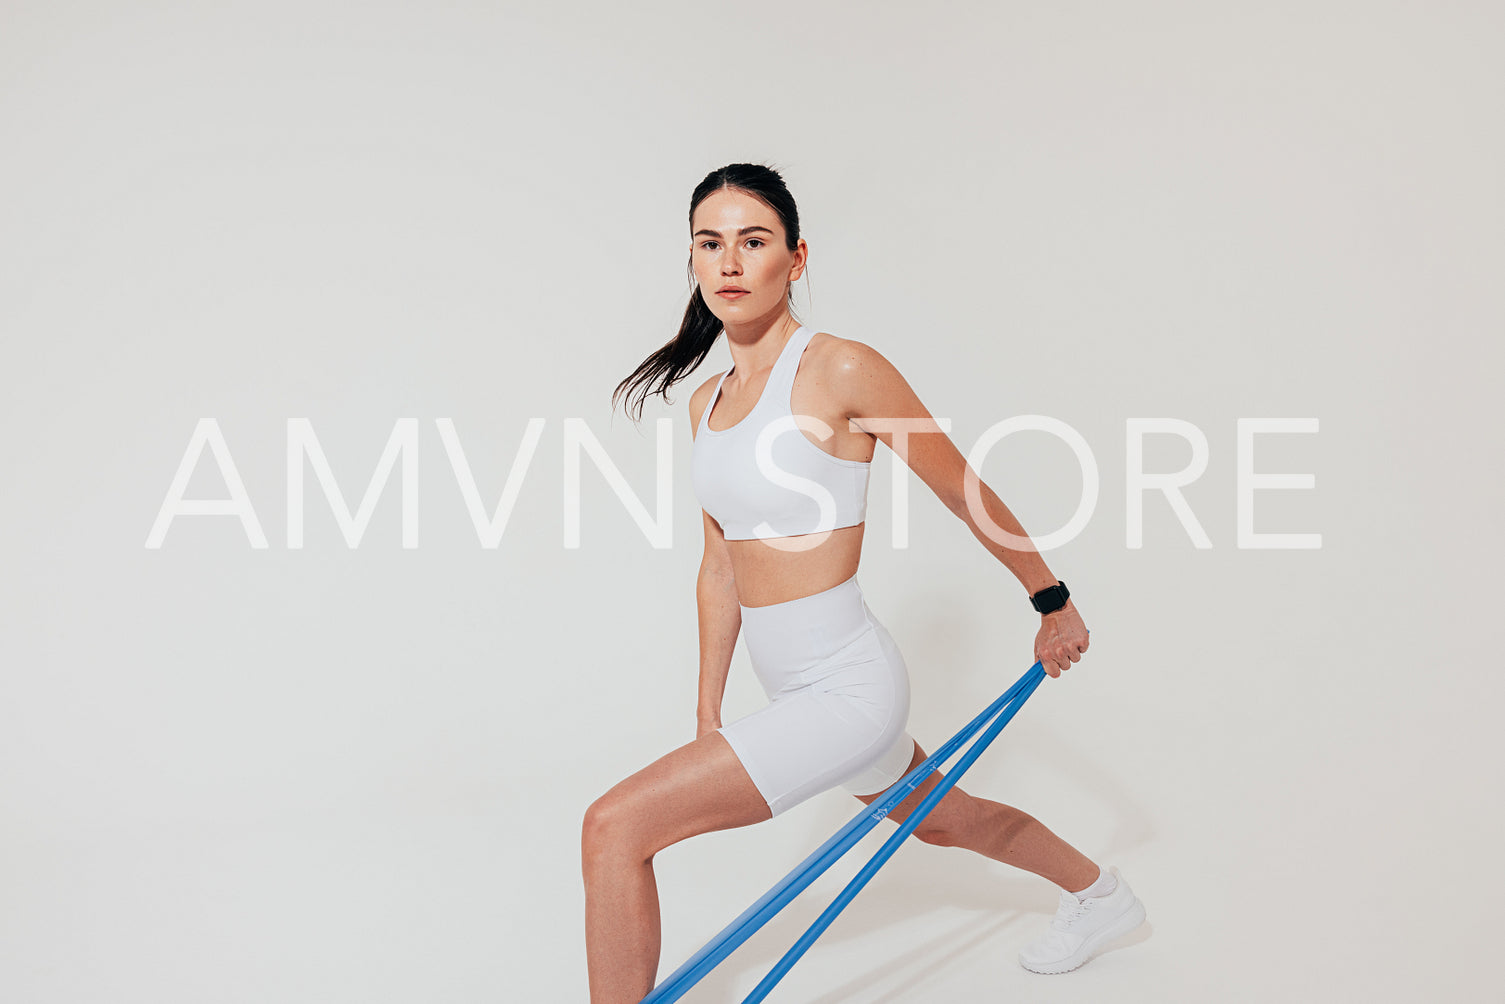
[585,163,1145,1002]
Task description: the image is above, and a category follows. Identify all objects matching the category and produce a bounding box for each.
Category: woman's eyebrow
[692,225,775,238]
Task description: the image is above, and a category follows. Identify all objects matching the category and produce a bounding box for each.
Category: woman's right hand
[696,715,722,740]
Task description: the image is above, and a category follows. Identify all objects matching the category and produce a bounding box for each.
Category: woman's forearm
[950,476,1091,676]
[951,477,1061,596]
[695,563,741,724]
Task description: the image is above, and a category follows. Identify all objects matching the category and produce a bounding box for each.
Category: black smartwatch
[1029,580,1070,615]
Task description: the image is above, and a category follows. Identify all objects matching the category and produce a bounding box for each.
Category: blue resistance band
[640,659,1050,1004]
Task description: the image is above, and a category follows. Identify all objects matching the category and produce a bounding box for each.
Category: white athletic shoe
[1018,867,1146,975]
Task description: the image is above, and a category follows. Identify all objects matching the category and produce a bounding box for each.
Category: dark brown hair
[611,162,804,422]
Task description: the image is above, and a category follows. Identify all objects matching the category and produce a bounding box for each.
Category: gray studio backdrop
[2,2,1500,1002]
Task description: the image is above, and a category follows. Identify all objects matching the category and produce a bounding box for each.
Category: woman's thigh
[585,730,773,860]
[850,739,977,839]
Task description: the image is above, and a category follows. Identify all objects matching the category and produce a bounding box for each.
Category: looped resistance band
[640,659,1049,1003]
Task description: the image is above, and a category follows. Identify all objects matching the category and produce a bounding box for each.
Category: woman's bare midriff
[725,523,865,607]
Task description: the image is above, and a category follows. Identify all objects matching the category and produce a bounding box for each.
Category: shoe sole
[1018,896,1147,975]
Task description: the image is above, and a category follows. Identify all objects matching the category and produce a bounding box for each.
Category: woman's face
[689,188,806,327]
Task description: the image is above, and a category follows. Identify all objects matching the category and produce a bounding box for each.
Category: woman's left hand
[1034,601,1089,678]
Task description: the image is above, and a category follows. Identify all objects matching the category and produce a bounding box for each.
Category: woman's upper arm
[700,507,734,574]
[833,339,973,516]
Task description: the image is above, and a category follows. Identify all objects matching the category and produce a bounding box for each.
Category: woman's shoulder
[687,368,729,434]
[807,328,900,388]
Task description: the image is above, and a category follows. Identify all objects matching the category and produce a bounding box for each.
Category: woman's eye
[696,238,765,251]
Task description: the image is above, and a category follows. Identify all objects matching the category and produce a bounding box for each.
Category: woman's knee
[911,788,975,848]
[581,788,649,868]
[913,817,962,847]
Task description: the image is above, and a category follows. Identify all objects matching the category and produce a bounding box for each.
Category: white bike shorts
[717,572,915,817]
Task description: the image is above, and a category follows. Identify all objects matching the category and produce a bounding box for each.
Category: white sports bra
[692,325,872,541]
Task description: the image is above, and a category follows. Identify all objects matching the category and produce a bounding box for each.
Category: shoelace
[1050,892,1093,931]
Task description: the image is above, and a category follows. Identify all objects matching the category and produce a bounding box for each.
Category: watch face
[1032,584,1066,613]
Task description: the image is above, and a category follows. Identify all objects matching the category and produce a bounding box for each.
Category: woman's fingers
[1034,610,1090,679]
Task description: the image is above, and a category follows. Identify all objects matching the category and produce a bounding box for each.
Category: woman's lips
[717,290,750,299]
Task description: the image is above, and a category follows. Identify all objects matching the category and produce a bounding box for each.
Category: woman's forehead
[692,189,780,229]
